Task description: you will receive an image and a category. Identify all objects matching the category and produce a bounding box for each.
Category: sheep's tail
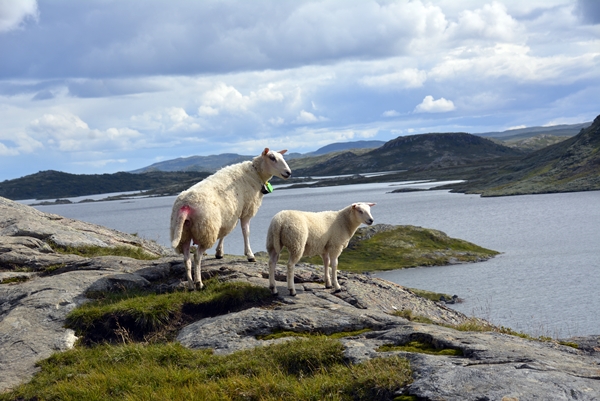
[171,205,191,248]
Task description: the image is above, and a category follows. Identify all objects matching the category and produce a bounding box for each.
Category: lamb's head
[262,148,292,179]
[352,202,376,226]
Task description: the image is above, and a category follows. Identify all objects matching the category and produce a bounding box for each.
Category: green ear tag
[261,182,273,194]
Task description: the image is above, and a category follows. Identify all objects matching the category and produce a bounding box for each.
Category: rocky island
[1,196,599,400]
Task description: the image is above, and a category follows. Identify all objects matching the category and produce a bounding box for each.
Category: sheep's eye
[269,155,276,161]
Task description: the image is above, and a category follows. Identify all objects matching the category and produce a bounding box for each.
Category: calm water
[33,182,600,338]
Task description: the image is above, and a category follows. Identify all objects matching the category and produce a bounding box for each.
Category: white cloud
[360,68,427,89]
[382,110,400,117]
[414,96,455,113]
[293,110,327,124]
[0,0,38,32]
[448,2,524,43]
[131,107,201,133]
[28,113,142,152]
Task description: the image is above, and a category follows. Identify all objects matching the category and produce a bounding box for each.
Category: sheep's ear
[367,203,376,207]
[352,203,357,209]
[278,149,288,155]
[262,148,270,156]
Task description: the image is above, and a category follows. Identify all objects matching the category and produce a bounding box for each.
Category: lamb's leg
[331,254,342,293]
[182,242,195,290]
[240,217,256,262]
[215,238,224,259]
[268,249,279,295]
[193,245,205,290]
[286,251,302,296]
[321,253,332,289]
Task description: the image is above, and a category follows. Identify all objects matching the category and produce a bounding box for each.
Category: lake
[32,181,600,338]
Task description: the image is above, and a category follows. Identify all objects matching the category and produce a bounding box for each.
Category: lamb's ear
[277,149,288,155]
[352,203,357,209]
[367,203,376,207]
[262,148,270,156]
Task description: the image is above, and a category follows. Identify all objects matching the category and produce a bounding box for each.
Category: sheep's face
[352,202,376,226]
[262,148,292,179]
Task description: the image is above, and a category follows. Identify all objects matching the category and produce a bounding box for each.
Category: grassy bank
[299,225,499,273]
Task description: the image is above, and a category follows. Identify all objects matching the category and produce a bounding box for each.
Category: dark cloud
[575,0,600,24]
[0,0,439,80]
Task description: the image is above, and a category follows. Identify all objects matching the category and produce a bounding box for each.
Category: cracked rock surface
[1,196,599,400]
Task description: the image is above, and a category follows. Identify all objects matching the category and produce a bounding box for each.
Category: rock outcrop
[1,196,599,400]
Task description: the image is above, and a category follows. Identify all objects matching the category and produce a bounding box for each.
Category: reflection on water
[32,183,600,337]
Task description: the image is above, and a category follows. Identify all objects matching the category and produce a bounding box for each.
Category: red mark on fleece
[179,205,192,216]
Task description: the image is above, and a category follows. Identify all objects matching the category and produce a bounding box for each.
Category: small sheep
[171,148,291,290]
[266,202,376,296]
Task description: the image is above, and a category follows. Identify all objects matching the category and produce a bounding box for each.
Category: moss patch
[49,242,159,260]
[378,340,463,356]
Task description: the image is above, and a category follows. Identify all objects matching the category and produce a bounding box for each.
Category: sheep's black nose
[282,171,291,179]
[366,219,373,225]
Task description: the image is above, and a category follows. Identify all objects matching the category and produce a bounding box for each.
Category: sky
[0,0,599,181]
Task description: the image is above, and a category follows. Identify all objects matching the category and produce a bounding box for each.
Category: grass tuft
[48,242,159,260]
[66,278,274,344]
[378,340,463,356]
[1,338,412,401]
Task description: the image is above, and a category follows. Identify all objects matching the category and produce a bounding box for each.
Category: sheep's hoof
[334,288,342,293]
[195,282,204,291]
[325,285,333,289]
[247,257,256,262]
[289,290,297,297]
[215,254,224,259]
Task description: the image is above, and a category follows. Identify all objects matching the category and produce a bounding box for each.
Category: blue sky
[0,0,599,181]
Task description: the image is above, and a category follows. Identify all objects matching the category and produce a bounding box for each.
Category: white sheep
[266,202,376,296]
[171,148,291,290]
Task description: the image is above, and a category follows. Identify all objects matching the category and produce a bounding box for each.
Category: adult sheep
[171,148,291,290]
[266,202,375,296]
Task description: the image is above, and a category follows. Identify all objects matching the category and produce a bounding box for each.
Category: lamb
[266,202,376,296]
[171,148,291,290]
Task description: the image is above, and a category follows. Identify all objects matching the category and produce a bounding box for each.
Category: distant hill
[131,140,384,173]
[131,154,252,173]
[293,132,523,176]
[308,140,385,156]
[0,170,209,200]
[449,115,600,196]
[477,122,590,140]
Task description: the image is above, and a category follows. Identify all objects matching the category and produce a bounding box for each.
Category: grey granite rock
[1,196,599,400]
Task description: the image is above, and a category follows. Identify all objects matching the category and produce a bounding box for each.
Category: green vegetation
[257,328,372,341]
[0,338,412,401]
[66,279,274,344]
[392,309,435,325]
[0,275,30,284]
[49,242,160,261]
[299,225,499,273]
[0,170,209,201]
[408,288,454,302]
[378,340,463,356]
[3,278,412,401]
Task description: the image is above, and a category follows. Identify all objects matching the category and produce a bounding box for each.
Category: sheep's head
[262,148,292,179]
[352,202,376,226]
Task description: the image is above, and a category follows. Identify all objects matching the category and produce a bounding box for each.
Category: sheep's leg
[268,249,279,295]
[193,245,205,290]
[321,253,332,289]
[182,242,195,290]
[240,217,256,262]
[331,254,342,293]
[215,238,224,259]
